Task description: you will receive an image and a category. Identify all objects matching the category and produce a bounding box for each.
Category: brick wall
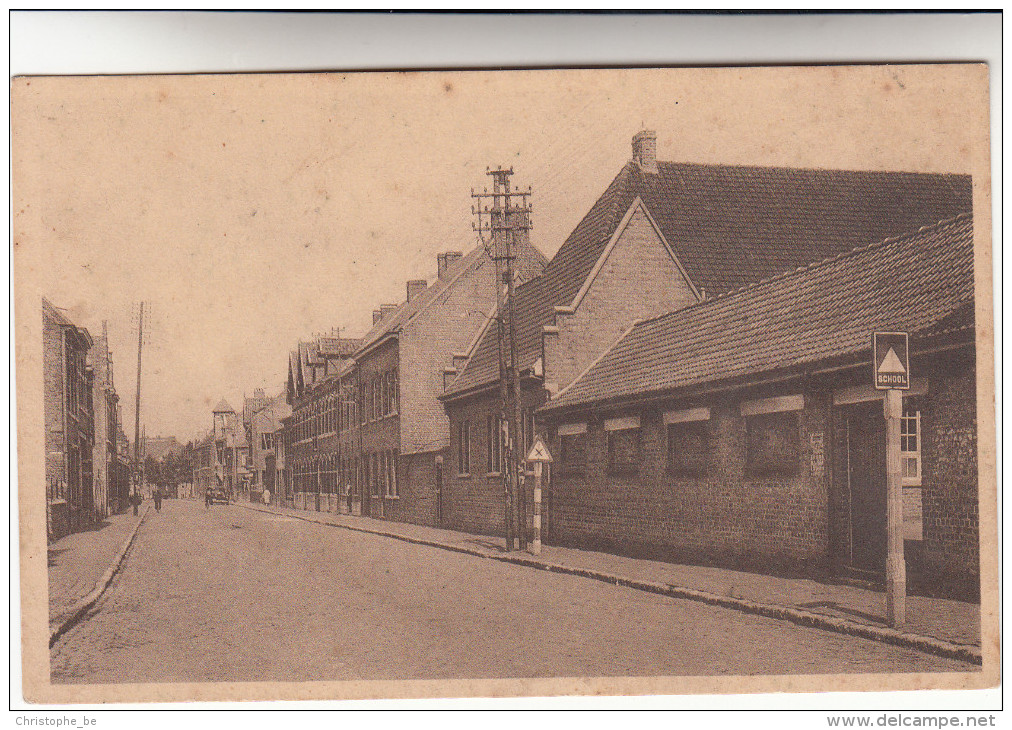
[544,387,831,574]
[442,383,547,537]
[43,306,67,503]
[919,349,979,598]
[545,206,698,393]
[385,450,442,526]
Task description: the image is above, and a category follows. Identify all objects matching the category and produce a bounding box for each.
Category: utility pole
[472,167,532,551]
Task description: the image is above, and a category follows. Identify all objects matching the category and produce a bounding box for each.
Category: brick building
[284,335,360,511]
[279,243,545,524]
[538,215,978,599]
[347,243,545,526]
[43,298,96,540]
[439,130,973,539]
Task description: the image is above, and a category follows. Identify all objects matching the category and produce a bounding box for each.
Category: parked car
[211,488,230,505]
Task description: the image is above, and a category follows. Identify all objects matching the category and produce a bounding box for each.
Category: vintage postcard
[13,64,996,704]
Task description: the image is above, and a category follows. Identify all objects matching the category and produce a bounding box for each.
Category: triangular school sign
[526,437,553,463]
[873,332,910,389]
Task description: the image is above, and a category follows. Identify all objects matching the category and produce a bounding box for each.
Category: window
[607,426,641,474]
[746,411,800,476]
[901,408,921,485]
[392,368,399,414]
[359,381,367,425]
[457,420,471,475]
[667,421,711,477]
[386,450,399,497]
[559,433,586,472]
[487,414,503,474]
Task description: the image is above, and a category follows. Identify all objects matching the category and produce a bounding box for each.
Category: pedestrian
[205,488,212,509]
[154,489,162,513]
[132,490,140,516]
[262,488,271,506]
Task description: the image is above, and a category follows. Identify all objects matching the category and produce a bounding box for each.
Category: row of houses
[201,130,980,598]
[43,298,132,540]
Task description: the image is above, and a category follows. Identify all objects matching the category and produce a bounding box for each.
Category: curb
[49,507,150,648]
[240,503,981,667]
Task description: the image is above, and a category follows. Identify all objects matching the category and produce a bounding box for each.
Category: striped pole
[530,461,542,555]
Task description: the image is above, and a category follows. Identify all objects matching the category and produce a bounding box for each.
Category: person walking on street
[154,489,162,513]
[262,488,271,506]
[132,489,140,516]
[205,488,212,509]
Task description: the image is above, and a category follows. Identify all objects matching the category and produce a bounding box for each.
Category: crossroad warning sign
[873,332,910,390]
[526,437,553,463]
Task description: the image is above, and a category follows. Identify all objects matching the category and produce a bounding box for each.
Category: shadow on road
[797,600,884,626]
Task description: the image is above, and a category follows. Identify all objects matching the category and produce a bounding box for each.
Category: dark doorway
[846,402,887,572]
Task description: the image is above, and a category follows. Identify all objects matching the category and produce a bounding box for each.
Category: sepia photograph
[12,53,997,706]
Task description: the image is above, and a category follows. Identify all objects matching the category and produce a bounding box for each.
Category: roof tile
[545,214,974,411]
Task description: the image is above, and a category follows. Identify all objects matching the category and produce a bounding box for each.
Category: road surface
[50,500,969,683]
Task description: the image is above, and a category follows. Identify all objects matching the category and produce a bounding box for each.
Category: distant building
[43,298,95,540]
[248,392,291,503]
[192,431,215,496]
[144,435,183,462]
[211,399,246,499]
[87,322,127,517]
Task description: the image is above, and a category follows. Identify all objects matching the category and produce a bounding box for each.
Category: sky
[13,65,983,443]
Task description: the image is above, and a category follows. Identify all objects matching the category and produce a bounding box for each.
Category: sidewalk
[48,507,147,632]
[243,501,981,663]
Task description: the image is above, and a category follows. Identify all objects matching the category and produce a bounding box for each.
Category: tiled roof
[442,276,552,397]
[444,159,971,401]
[544,214,974,413]
[144,437,182,461]
[212,398,234,413]
[546,161,972,306]
[318,337,362,358]
[357,240,546,357]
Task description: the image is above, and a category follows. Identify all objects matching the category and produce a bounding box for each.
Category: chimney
[631,129,658,174]
[437,251,463,280]
[442,368,458,392]
[372,310,383,325]
[381,303,398,319]
[406,279,428,302]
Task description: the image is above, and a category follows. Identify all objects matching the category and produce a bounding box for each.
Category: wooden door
[847,402,887,572]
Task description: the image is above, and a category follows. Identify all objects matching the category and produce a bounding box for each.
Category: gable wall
[544,206,697,395]
[399,256,499,455]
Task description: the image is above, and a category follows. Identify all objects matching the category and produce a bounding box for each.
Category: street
[50,499,969,684]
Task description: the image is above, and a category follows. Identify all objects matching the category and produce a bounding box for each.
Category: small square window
[608,427,641,474]
[745,411,800,476]
[667,421,711,477]
[559,433,586,472]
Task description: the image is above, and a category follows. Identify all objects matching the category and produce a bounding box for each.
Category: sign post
[526,438,553,556]
[874,332,910,628]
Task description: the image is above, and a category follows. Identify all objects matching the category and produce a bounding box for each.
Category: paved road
[51,500,968,683]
